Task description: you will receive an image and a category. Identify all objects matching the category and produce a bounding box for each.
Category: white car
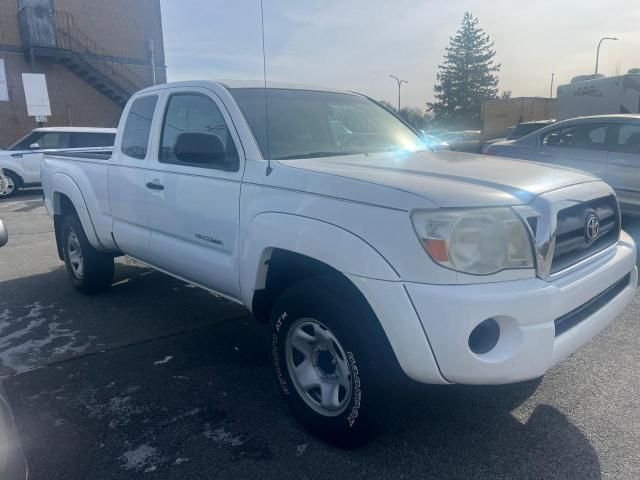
[0,127,116,198]
[484,115,640,213]
[40,81,637,445]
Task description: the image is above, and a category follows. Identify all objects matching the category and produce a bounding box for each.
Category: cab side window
[614,124,640,154]
[542,123,608,150]
[160,93,239,172]
[121,95,158,160]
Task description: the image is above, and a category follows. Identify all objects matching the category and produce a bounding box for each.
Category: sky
[160,0,640,111]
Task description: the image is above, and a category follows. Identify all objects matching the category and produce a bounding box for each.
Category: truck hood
[278,149,599,208]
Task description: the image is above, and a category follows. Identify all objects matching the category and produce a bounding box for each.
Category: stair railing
[53,10,149,95]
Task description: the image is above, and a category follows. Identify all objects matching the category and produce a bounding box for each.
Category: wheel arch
[50,174,103,259]
[240,212,399,323]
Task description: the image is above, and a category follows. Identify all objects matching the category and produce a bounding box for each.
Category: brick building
[0,0,166,146]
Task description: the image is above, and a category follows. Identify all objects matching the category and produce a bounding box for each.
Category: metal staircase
[18,7,149,106]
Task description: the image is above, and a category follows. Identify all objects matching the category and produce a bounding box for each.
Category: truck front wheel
[270,276,396,447]
[61,215,114,294]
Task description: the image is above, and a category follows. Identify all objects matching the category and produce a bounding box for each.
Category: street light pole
[390,75,408,112]
[549,73,555,99]
[595,37,618,75]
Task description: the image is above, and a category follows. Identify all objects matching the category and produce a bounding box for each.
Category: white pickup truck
[41,81,637,445]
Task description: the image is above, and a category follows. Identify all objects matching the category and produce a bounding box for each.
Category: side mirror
[174,132,225,165]
[29,143,40,150]
[0,219,8,248]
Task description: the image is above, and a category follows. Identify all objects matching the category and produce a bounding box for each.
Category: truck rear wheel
[61,215,114,294]
[270,276,397,447]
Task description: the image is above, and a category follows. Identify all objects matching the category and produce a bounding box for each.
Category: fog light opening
[468,318,501,355]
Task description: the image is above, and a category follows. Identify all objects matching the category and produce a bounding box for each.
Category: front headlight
[411,208,535,275]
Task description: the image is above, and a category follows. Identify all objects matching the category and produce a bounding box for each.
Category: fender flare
[50,173,104,251]
[239,212,399,307]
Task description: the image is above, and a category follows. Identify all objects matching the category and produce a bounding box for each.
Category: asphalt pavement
[1,190,639,479]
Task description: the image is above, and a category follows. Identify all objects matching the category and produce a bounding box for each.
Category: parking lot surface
[1,190,640,480]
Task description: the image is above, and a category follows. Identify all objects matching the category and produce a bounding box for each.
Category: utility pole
[595,37,618,75]
[549,73,555,99]
[389,75,408,112]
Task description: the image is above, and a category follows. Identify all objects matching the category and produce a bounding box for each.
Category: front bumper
[406,232,637,384]
[349,232,637,385]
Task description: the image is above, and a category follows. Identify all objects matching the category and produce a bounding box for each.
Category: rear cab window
[121,95,159,160]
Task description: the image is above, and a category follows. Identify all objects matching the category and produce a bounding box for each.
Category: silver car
[484,115,640,213]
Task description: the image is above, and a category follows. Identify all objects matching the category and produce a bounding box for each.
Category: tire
[0,171,21,199]
[61,214,114,294]
[270,275,399,447]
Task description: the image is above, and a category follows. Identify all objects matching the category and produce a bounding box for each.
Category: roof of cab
[135,80,355,96]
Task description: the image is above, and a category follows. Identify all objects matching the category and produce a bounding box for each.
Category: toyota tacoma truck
[41,81,638,445]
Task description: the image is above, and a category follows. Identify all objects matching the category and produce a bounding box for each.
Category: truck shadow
[0,263,602,479]
[371,381,601,479]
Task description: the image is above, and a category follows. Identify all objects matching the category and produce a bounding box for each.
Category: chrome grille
[514,183,621,280]
[550,195,620,274]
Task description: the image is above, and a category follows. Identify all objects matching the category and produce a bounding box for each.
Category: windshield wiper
[276,151,363,160]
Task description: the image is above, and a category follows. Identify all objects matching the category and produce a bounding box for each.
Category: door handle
[10,153,22,158]
[146,182,165,191]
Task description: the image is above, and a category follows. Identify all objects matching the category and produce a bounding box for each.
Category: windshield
[230,88,425,160]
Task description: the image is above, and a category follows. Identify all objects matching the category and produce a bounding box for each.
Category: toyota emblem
[585,213,600,244]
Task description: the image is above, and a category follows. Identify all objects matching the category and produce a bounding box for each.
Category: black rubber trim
[554,273,631,337]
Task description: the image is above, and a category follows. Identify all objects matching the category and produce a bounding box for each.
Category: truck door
[145,88,244,299]
[607,122,640,212]
[109,94,160,261]
[536,122,610,180]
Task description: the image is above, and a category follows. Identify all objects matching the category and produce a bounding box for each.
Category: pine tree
[428,12,500,129]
